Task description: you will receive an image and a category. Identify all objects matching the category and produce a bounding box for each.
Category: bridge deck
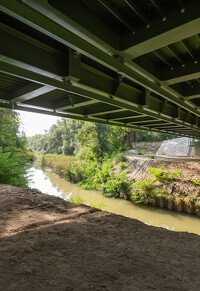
[0,0,199,137]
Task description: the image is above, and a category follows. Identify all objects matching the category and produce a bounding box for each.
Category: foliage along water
[28,163,200,236]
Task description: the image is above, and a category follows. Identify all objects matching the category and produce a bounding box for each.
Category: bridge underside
[0,0,199,137]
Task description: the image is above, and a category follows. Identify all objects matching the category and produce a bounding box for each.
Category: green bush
[118,162,127,170]
[43,153,131,198]
[112,152,127,165]
[184,196,197,207]
[193,179,200,186]
[148,153,155,159]
[103,171,131,197]
[134,179,156,191]
[0,149,28,187]
[147,165,182,181]
[131,179,157,204]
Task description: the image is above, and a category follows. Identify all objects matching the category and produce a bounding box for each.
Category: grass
[88,202,105,210]
[66,196,85,204]
[42,154,75,178]
[66,196,105,210]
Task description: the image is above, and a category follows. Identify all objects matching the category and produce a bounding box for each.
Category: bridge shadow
[1,199,200,290]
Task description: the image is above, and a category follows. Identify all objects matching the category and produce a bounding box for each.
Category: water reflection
[28,166,200,235]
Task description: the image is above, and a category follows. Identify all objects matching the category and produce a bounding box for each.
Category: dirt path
[0,184,200,291]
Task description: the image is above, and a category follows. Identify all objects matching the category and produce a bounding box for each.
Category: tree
[0,109,35,187]
[61,119,83,155]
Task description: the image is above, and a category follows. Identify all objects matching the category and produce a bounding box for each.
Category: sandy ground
[0,184,200,291]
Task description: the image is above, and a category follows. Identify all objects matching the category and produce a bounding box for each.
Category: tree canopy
[0,109,35,187]
[28,118,175,158]
[28,119,138,158]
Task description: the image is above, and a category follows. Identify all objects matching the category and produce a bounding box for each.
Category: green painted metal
[0,0,199,138]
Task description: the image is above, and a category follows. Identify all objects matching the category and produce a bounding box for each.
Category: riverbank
[28,166,200,234]
[125,153,200,214]
[1,184,200,290]
[42,153,200,215]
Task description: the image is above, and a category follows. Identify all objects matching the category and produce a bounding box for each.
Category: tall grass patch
[42,154,75,178]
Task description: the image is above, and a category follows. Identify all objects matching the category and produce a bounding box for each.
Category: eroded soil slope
[125,153,200,199]
[0,185,200,291]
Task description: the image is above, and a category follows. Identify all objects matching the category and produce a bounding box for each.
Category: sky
[16,110,61,137]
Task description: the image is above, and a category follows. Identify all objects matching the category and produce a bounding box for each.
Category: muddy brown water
[28,166,200,235]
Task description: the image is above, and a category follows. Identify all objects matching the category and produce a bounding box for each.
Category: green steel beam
[187,95,200,100]
[15,0,200,56]
[11,83,54,103]
[12,103,181,135]
[110,114,146,121]
[150,0,166,22]
[122,0,200,55]
[0,0,199,138]
[0,88,11,100]
[171,83,200,98]
[89,108,125,117]
[124,0,150,28]
[46,0,119,49]
[136,122,172,127]
[149,124,187,129]
[180,40,198,63]
[0,61,199,135]
[3,99,195,137]
[134,54,200,85]
[98,0,135,32]
[128,118,158,124]
[56,99,97,112]
[1,0,199,119]
[0,23,68,78]
[162,61,200,85]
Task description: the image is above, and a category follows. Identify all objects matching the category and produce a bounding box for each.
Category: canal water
[28,165,200,235]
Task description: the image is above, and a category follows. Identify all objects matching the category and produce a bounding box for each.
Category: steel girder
[0,0,199,137]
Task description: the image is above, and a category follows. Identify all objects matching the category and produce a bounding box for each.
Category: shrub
[131,179,157,204]
[174,196,184,206]
[148,153,155,159]
[184,196,197,207]
[0,149,28,187]
[43,153,131,198]
[112,152,127,165]
[134,179,156,191]
[76,146,96,161]
[193,179,200,186]
[147,165,182,181]
[118,162,127,170]
[137,151,144,155]
[103,171,131,198]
